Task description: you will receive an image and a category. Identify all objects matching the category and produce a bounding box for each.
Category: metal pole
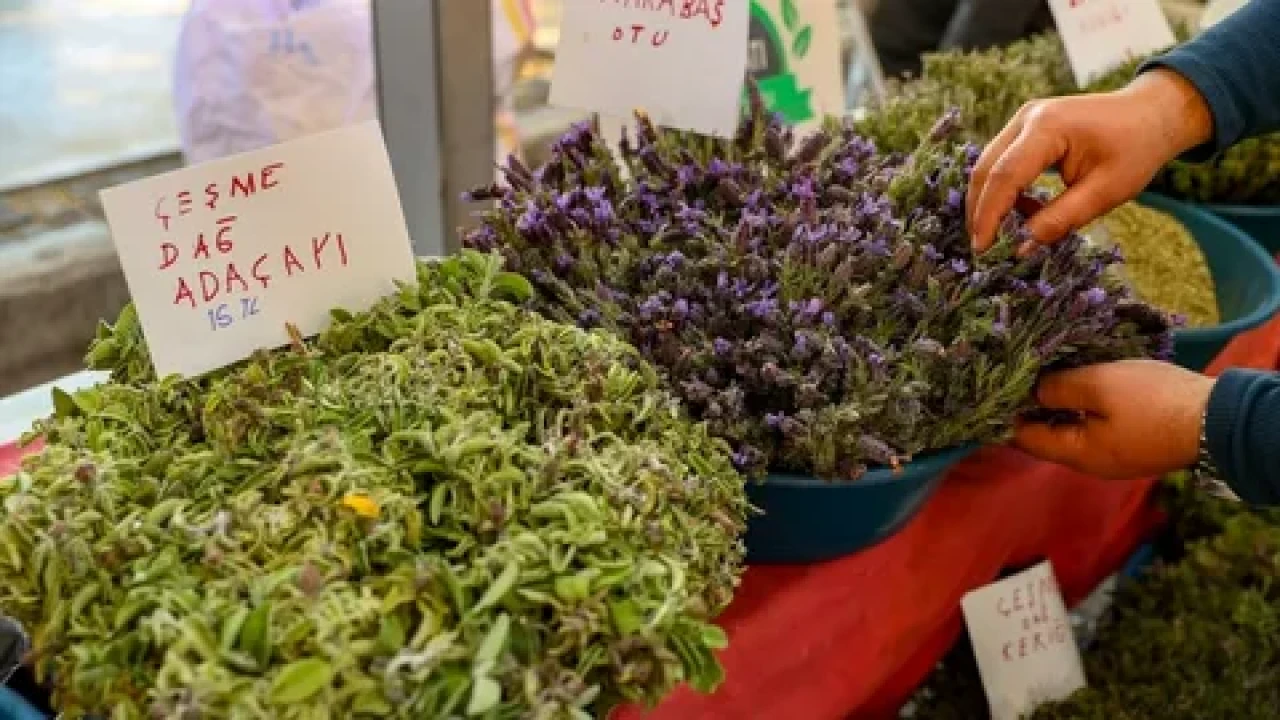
[372,0,496,257]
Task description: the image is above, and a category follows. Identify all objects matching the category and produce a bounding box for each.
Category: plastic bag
[173,0,376,164]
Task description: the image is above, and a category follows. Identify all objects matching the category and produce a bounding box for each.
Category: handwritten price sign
[961,561,1087,720]
[1049,0,1176,87]
[551,0,750,137]
[100,121,414,378]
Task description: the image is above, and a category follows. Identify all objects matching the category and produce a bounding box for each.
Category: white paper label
[1048,0,1176,87]
[550,0,750,138]
[100,121,415,379]
[961,561,1087,720]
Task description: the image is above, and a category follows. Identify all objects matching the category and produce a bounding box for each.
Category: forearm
[1140,0,1280,153]
[1205,369,1280,505]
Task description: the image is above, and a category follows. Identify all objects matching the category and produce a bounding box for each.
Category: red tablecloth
[3,312,1280,720]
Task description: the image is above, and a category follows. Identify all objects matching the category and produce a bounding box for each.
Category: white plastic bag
[173,0,376,164]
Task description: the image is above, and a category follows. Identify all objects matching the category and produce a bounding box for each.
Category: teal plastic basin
[1139,193,1280,371]
[743,445,978,564]
[1202,203,1280,255]
[0,689,42,720]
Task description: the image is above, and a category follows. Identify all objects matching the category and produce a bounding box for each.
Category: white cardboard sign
[550,0,750,138]
[961,561,1087,720]
[1048,0,1176,88]
[100,121,415,379]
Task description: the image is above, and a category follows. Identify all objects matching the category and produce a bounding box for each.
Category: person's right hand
[1014,359,1214,480]
[968,68,1215,253]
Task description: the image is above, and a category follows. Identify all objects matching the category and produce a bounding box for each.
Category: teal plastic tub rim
[1139,193,1280,346]
[760,443,979,487]
[0,687,43,720]
[1199,202,1280,220]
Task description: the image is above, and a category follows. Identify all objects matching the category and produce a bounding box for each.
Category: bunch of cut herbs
[857,33,1220,327]
[0,251,748,719]
[464,93,1174,480]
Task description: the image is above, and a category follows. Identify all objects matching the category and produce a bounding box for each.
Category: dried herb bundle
[465,97,1173,480]
[911,475,1280,720]
[0,251,748,718]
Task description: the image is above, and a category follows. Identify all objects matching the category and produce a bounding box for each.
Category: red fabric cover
[2,309,1279,720]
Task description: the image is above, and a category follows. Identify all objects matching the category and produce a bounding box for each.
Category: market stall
[3,1,1280,718]
[2,282,1278,720]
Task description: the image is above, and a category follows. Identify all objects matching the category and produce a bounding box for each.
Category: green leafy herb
[0,251,748,718]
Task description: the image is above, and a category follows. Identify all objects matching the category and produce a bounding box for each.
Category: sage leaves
[1,251,747,718]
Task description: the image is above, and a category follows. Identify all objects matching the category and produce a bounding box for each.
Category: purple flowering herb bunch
[463,89,1174,481]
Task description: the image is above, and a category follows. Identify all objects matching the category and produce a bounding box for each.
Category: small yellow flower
[340,493,380,519]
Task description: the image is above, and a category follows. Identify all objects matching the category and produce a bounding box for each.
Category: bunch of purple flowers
[465,91,1174,480]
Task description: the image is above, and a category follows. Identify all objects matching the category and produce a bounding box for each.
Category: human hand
[968,68,1214,253]
[1014,359,1215,480]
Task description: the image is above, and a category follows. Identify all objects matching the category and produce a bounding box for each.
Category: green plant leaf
[471,559,519,615]
[492,272,534,302]
[238,601,272,668]
[269,658,334,704]
[793,26,812,59]
[700,622,729,650]
[781,0,799,32]
[466,674,502,716]
[475,613,510,665]
[51,388,78,418]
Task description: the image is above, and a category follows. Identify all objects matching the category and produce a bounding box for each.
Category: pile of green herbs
[853,33,1073,155]
[0,251,749,719]
[911,475,1280,719]
[465,94,1174,480]
[860,26,1280,206]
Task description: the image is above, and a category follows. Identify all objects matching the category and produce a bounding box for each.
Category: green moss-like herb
[0,251,748,718]
[853,33,1071,156]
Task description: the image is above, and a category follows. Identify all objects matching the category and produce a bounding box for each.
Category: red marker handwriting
[994,576,1071,663]
[601,0,723,27]
[614,24,670,46]
[153,162,285,231]
[170,233,348,309]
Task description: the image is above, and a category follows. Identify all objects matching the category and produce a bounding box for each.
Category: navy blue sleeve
[1139,0,1280,155]
[1204,369,1280,505]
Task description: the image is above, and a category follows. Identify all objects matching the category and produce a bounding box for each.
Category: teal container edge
[0,688,43,720]
[743,444,979,565]
[1138,193,1280,372]
[1202,203,1280,255]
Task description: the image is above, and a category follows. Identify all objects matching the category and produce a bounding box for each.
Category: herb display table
[1,307,1278,720]
[612,306,1280,720]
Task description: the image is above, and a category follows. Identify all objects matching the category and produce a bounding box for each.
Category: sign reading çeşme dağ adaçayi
[100,121,415,379]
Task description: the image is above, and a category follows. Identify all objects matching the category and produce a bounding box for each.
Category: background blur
[0,0,886,398]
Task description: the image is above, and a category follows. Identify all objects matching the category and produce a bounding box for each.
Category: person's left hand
[1014,360,1215,479]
